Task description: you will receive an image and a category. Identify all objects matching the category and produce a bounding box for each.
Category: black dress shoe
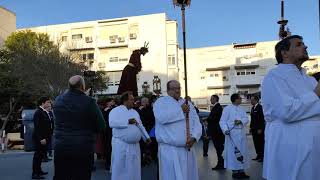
[232,173,241,179]
[32,174,45,179]
[212,165,225,170]
[232,172,250,179]
[239,172,250,179]
[257,158,263,163]
[252,157,259,160]
[39,171,48,175]
[203,154,208,157]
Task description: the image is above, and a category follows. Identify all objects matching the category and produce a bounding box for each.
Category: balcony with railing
[67,38,95,50]
[97,36,128,48]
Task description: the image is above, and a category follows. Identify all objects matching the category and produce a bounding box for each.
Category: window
[168,55,176,66]
[238,90,250,99]
[107,71,122,86]
[209,72,222,78]
[212,89,230,96]
[236,69,256,76]
[109,57,118,62]
[82,54,87,61]
[118,37,125,43]
[222,76,228,81]
[85,36,93,43]
[82,53,94,61]
[88,53,94,60]
[109,57,128,63]
[119,58,128,62]
[109,35,118,43]
[129,33,137,40]
[223,89,230,96]
[98,62,105,69]
[72,34,82,40]
[61,36,67,42]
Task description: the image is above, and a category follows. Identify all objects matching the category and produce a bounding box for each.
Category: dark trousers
[32,140,47,175]
[252,129,265,159]
[53,150,94,180]
[105,134,112,169]
[203,134,225,165]
[202,137,210,155]
[47,135,52,156]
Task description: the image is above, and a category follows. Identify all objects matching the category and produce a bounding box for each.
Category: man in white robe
[262,35,320,180]
[219,93,250,179]
[109,92,151,180]
[153,80,202,180]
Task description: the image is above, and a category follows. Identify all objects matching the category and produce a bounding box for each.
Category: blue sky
[1,0,319,55]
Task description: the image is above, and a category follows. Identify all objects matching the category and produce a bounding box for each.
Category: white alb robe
[153,96,202,180]
[219,104,250,170]
[261,64,320,180]
[109,105,149,180]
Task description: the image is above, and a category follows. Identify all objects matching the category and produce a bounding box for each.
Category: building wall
[21,13,179,95]
[302,56,320,74]
[179,41,278,111]
[0,7,16,47]
[19,12,320,110]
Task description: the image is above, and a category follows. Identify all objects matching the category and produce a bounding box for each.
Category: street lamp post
[152,76,161,95]
[172,0,191,149]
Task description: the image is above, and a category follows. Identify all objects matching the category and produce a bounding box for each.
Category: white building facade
[179,42,278,111]
[20,13,320,110]
[22,13,179,96]
[0,6,16,47]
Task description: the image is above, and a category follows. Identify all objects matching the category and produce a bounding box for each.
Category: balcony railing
[67,40,95,50]
[97,38,128,48]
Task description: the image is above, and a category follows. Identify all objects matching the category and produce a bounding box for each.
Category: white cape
[109,105,149,180]
[262,64,320,180]
[154,96,202,180]
[219,104,250,170]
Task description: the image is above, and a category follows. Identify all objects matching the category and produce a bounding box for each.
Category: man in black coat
[32,96,52,179]
[206,95,225,170]
[250,95,265,162]
[137,97,156,166]
[53,75,106,180]
[102,98,116,171]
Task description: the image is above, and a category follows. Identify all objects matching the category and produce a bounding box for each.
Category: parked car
[198,110,210,122]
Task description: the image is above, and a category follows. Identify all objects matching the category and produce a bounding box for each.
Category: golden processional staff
[172,0,192,150]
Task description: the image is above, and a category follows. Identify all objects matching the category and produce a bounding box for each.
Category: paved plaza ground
[0,136,264,180]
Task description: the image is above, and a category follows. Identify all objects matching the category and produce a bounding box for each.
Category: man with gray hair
[153,80,202,180]
[262,35,320,180]
[53,75,106,180]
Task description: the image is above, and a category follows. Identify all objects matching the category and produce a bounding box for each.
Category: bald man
[153,80,202,180]
[53,75,106,180]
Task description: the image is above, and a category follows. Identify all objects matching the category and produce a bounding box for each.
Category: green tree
[0,31,100,132]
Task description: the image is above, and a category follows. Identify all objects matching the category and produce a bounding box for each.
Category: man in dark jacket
[137,97,156,166]
[102,98,116,171]
[206,95,225,170]
[32,96,52,179]
[250,95,265,162]
[53,75,106,180]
